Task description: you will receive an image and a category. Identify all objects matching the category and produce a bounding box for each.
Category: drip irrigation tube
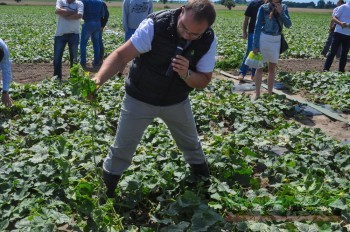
[219,71,350,125]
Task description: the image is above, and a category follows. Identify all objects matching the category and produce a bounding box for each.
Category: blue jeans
[324,32,350,72]
[99,30,104,63]
[80,21,101,66]
[124,28,136,42]
[239,33,256,77]
[53,33,79,79]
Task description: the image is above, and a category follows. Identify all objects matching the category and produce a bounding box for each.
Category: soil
[10,59,350,143]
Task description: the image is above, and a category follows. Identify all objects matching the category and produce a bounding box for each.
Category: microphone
[165,39,187,78]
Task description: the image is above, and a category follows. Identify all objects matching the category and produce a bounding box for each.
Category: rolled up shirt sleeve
[130,18,153,53]
[196,35,217,73]
[0,41,12,92]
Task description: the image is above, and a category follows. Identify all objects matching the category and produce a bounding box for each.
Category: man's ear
[181,6,185,15]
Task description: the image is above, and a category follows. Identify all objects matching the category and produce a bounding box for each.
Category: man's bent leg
[102,94,155,197]
[161,98,209,178]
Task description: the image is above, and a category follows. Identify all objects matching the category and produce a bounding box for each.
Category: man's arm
[93,40,140,85]
[55,8,74,17]
[182,69,212,89]
[171,36,217,89]
[1,45,14,107]
[56,8,83,19]
[242,16,250,39]
[170,55,212,89]
[332,16,347,28]
[65,12,83,20]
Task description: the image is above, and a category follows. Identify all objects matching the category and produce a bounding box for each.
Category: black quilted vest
[125,8,215,106]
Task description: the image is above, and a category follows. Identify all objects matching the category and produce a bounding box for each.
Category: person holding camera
[0,39,14,107]
[252,0,292,99]
[93,0,217,202]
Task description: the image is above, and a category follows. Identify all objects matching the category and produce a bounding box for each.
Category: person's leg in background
[324,32,341,71]
[124,28,136,42]
[321,31,333,57]
[267,62,277,95]
[80,23,91,67]
[247,33,256,80]
[99,30,104,64]
[338,34,350,72]
[90,22,101,67]
[53,35,67,80]
[238,33,255,81]
[254,67,263,99]
[67,33,80,68]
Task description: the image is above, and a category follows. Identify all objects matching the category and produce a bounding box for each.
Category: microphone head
[178,38,187,49]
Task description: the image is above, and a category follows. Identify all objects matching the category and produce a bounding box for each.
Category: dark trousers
[99,30,104,63]
[53,33,79,79]
[323,32,350,72]
[321,31,341,58]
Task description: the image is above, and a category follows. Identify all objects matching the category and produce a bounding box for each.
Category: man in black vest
[93,0,216,202]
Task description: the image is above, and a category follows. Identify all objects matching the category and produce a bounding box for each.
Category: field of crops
[1,4,350,231]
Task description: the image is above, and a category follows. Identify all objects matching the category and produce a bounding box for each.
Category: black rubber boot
[99,170,120,205]
[189,162,211,199]
[103,170,120,198]
[190,162,210,179]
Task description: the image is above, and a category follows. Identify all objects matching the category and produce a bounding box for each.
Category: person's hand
[171,55,189,79]
[242,31,248,40]
[2,92,13,107]
[92,76,101,86]
[339,22,347,28]
[274,3,283,14]
[253,48,259,55]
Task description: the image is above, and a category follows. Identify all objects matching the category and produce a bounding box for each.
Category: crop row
[1,71,349,230]
[0,5,330,67]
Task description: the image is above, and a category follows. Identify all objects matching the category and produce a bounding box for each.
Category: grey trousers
[103,94,206,175]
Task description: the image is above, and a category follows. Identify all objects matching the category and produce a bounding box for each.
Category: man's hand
[242,31,248,40]
[2,92,13,107]
[253,48,259,54]
[171,55,189,78]
[339,22,348,29]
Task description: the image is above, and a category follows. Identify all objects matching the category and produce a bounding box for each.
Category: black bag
[274,13,288,54]
[280,33,289,54]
